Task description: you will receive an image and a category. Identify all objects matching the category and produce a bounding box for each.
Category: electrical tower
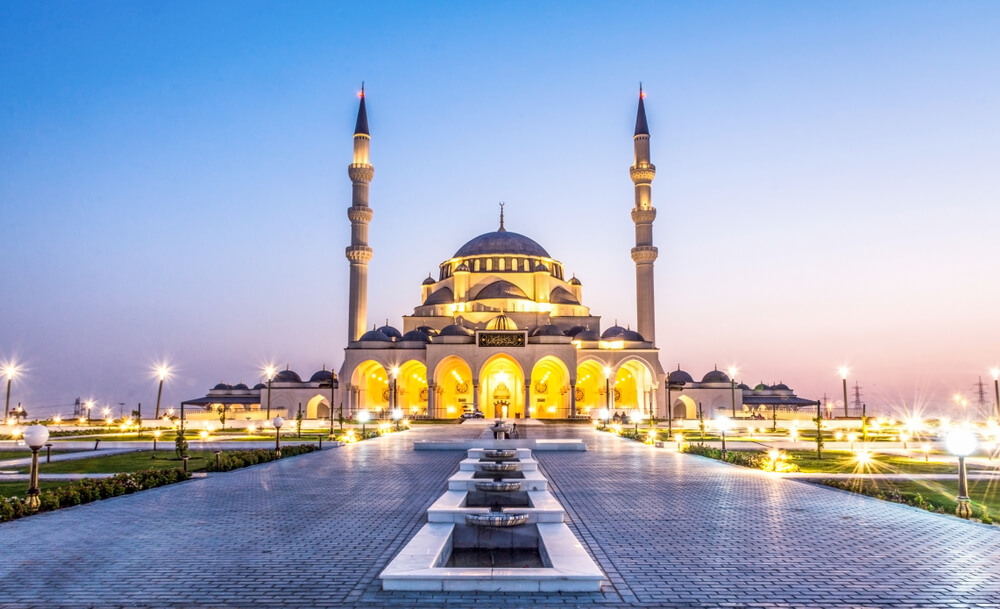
[852,382,863,416]
[974,376,990,419]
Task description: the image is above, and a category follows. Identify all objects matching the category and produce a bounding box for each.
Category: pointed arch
[433,356,473,418]
[478,354,525,419]
[530,356,571,418]
[350,360,389,415]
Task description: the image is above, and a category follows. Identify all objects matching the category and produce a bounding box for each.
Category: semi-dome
[621,328,645,342]
[423,286,454,306]
[400,330,432,343]
[232,383,249,390]
[474,280,529,301]
[569,275,582,286]
[702,369,731,383]
[486,314,518,331]
[668,369,694,384]
[309,370,335,383]
[415,325,440,336]
[454,230,549,258]
[549,286,580,305]
[273,370,302,383]
[529,324,564,337]
[359,329,391,343]
[574,329,601,341]
[377,324,402,340]
[213,382,231,391]
[440,323,475,337]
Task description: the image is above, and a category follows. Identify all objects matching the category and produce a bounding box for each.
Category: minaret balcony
[348,163,374,182]
[348,206,374,223]
[345,245,373,263]
[631,207,657,224]
[629,164,656,184]
[630,246,658,264]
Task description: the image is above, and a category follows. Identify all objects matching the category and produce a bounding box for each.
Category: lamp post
[390,366,399,416]
[264,365,277,419]
[154,366,169,419]
[716,416,732,457]
[992,368,1000,421]
[946,428,977,518]
[604,366,612,422]
[23,424,49,511]
[392,408,402,431]
[357,409,370,436]
[153,429,161,451]
[273,416,284,457]
[839,366,849,418]
[85,400,93,424]
[728,366,738,418]
[3,364,17,420]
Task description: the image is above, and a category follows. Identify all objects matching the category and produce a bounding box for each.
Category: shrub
[681,444,799,472]
[205,444,318,473]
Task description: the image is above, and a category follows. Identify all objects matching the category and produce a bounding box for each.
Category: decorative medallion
[534,381,548,394]
[419,387,429,401]
[456,381,469,394]
[381,388,390,402]
[575,388,585,402]
[612,388,621,402]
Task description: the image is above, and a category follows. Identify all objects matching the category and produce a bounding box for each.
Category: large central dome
[454,229,550,258]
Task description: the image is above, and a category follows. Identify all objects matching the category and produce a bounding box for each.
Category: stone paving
[0,423,999,608]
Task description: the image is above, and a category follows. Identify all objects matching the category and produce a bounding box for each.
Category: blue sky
[2,1,999,417]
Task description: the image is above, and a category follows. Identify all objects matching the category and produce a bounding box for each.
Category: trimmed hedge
[681,444,800,473]
[0,468,190,523]
[205,444,318,472]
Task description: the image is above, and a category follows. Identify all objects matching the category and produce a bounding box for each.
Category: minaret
[630,85,658,345]
[346,85,374,343]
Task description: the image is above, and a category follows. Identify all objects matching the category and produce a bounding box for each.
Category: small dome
[601,325,627,339]
[772,383,790,391]
[569,275,582,286]
[213,382,231,391]
[422,275,436,285]
[529,324,564,337]
[549,286,580,305]
[702,370,731,383]
[309,370,334,383]
[474,280,529,301]
[232,383,249,390]
[359,330,392,343]
[423,287,454,306]
[533,262,548,272]
[440,324,474,337]
[416,325,440,336]
[621,329,645,342]
[455,261,470,272]
[668,370,694,384]
[574,329,601,342]
[454,230,549,258]
[486,314,518,331]
[753,383,768,391]
[566,325,587,337]
[377,325,402,340]
[400,330,432,343]
[737,383,751,390]
[252,383,265,390]
[273,370,302,383]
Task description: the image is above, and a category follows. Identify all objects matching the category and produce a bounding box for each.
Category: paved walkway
[0,424,998,608]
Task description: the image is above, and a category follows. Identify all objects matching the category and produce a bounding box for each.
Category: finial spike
[498,202,506,232]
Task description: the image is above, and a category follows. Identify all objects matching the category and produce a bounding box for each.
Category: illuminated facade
[339,91,666,419]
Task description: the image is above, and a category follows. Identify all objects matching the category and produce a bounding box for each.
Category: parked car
[460,410,485,419]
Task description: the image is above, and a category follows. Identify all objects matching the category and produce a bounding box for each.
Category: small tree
[174,430,189,459]
[296,408,303,438]
[217,404,228,430]
[697,402,705,443]
[813,415,824,459]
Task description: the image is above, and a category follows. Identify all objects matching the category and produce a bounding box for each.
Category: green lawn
[784,449,991,475]
[0,480,73,499]
[13,450,213,474]
[0,450,74,461]
[815,477,1000,520]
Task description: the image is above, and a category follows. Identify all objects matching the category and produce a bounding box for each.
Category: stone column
[524,383,531,419]
[569,379,577,418]
[427,382,436,418]
[473,380,480,415]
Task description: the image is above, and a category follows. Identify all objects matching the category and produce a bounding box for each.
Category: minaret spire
[629,86,658,345]
[346,86,375,343]
[498,202,506,232]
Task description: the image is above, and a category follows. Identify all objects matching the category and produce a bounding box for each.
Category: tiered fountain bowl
[466,449,527,527]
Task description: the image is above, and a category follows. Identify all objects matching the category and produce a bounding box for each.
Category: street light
[357,409,370,436]
[946,428,977,518]
[153,365,170,419]
[727,366,738,418]
[716,416,732,457]
[85,400,94,424]
[598,408,609,430]
[991,368,1000,421]
[839,366,849,418]
[273,416,284,457]
[604,366,612,422]
[392,408,403,431]
[3,364,18,420]
[264,365,277,419]
[390,366,400,415]
[153,429,162,451]
[23,424,49,511]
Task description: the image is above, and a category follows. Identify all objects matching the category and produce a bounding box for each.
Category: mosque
[182,89,817,423]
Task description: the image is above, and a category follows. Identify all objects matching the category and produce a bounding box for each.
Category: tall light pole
[839,366,849,418]
[3,364,17,420]
[264,365,276,419]
[604,366,612,420]
[991,368,1000,420]
[85,400,94,424]
[154,365,169,419]
[23,425,49,512]
[728,366,738,418]
[390,366,399,417]
[946,428,977,518]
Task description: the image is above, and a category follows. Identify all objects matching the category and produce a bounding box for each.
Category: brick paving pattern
[1,423,998,608]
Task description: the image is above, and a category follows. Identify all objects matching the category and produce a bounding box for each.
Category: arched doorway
[433,356,473,418]
[673,395,696,420]
[615,359,655,417]
[350,360,389,417]
[575,359,609,417]
[306,394,330,419]
[396,360,429,417]
[530,356,570,418]
[479,355,524,419]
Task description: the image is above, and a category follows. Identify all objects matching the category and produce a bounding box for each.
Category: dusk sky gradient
[2,1,999,418]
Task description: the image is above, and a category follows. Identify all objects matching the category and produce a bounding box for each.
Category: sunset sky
[2,1,998,418]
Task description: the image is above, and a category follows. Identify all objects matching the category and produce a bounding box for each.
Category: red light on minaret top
[639,82,645,99]
[358,82,365,98]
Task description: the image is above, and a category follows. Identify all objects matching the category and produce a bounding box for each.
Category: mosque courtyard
[1,422,998,609]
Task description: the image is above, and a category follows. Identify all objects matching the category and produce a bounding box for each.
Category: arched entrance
[433,356,473,418]
[479,355,524,419]
[306,394,330,419]
[350,360,389,417]
[575,359,609,417]
[396,360,429,417]
[615,359,655,417]
[673,395,697,420]
[530,356,571,418]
